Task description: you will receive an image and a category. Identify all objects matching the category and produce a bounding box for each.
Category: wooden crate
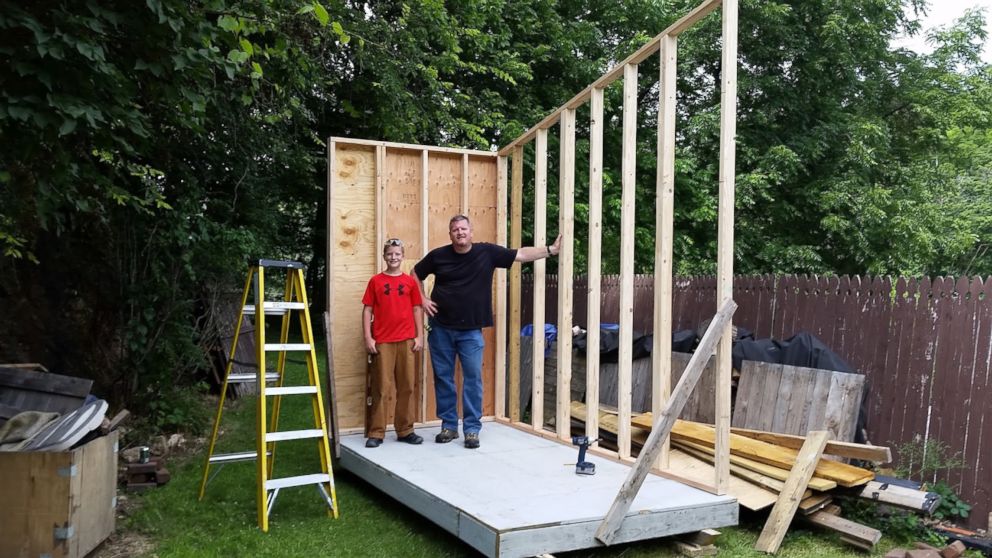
[0,431,118,558]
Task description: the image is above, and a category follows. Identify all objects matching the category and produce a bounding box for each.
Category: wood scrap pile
[570,401,941,554]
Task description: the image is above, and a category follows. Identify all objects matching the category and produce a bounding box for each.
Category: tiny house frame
[326,0,738,554]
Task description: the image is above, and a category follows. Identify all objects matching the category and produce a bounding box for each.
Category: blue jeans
[428,321,484,434]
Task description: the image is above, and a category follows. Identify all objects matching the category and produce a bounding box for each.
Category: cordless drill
[571,436,596,475]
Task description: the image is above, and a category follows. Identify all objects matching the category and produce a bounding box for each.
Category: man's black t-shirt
[414,243,517,329]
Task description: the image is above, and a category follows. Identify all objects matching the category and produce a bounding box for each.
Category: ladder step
[266,429,325,442]
[228,372,280,383]
[265,473,330,491]
[264,343,312,352]
[243,302,307,315]
[266,386,318,396]
[209,450,271,464]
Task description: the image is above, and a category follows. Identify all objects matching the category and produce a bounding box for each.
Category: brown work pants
[367,339,416,439]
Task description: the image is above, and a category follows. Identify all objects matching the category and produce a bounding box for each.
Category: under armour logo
[383,283,406,296]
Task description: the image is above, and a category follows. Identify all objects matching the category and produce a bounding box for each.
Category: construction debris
[569,401,943,554]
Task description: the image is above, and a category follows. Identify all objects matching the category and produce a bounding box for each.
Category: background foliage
[1,0,989,424]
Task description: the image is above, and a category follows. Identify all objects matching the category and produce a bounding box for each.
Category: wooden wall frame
[492,0,737,494]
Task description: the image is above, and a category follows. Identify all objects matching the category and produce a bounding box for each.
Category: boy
[361,238,424,448]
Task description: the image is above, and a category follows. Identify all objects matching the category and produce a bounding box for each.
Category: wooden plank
[672,540,718,557]
[461,153,469,216]
[556,108,575,440]
[823,369,866,442]
[799,493,833,515]
[323,311,341,459]
[595,300,736,545]
[532,129,548,429]
[633,417,874,487]
[617,63,638,458]
[783,368,813,435]
[857,480,940,513]
[754,430,830,554]
[676,443,791,494]
[375,145,385,272]
[653,33,678,470]
[682,529,721,547]
[420,149,431,421]
[714,0,738,496]
[496,0,723,156]
[729,427,892,463]
[331,136,496,157]
[509,145,524,422]
[76,431,118,557]
[325,139,337,435]
[585,86,604,443]
[802,509,882,549]
[673,438,838,492]
[0,367,93,399]
[495,156,508,419]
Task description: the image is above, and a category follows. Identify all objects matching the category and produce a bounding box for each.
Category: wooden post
[420,149,430,421]
[556,108,576,440]
[754,431,830,554]
[461,153,469,216]
[595,299,737,546]
[715,0,739,495]
[533,129,548,430]
[586,87,604,443]
[617,63,638,458]
[509,145,524,422]
[375,145,385,273]
[653,34,677,470]
[495,156,508,419]
[325,139,337,451]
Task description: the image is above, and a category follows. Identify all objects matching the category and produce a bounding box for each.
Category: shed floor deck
[340,421,737,557]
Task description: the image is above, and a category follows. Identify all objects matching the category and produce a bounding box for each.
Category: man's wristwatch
[546,245,552,256]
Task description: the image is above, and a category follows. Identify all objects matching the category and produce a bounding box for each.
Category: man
[414,214,561,449]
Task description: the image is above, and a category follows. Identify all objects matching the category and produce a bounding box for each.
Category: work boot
[397,433,423,445]
[365,438,383,448]
[464,432,480,449]
[435,428,459,443]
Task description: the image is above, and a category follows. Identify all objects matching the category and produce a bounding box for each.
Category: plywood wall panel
[329,144,377,430]
[330,140,500,431]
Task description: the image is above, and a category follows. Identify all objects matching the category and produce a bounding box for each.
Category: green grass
[124,348,910,557]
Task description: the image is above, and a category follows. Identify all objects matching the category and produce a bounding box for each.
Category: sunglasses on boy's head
[384,239,403,247]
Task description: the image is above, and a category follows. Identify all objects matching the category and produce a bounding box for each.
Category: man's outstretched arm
[515,233,562,263]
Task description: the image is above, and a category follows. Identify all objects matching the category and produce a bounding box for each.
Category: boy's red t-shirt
[361,272,422,343]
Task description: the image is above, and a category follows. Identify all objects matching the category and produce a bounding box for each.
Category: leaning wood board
[731,361,865,442]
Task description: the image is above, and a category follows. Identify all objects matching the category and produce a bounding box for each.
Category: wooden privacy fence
[521,273,992,529]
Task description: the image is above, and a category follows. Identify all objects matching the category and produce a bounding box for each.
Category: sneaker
[365,438,383,448]
[435,428,459,443]
[397,433,423,445]
[464,432,480,449]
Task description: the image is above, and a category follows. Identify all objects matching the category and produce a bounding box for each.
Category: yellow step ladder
[198,259,338,531]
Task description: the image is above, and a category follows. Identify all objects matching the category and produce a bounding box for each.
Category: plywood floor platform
[340,421,738,557]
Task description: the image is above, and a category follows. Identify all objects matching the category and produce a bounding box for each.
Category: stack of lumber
[570,402,939,554]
